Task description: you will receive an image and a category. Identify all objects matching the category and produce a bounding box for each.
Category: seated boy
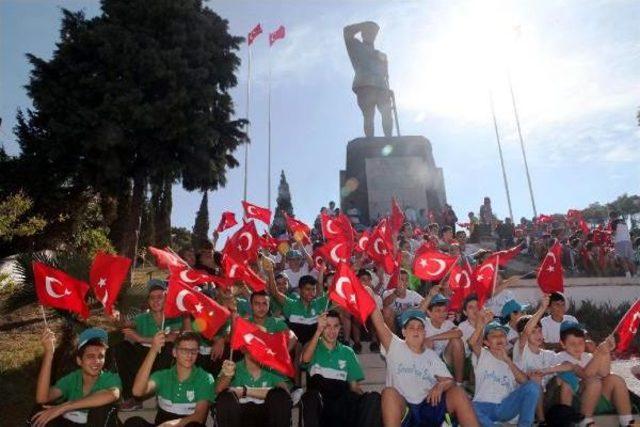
[540,292,578,351]
[369,305,479,427]
[215,354,292,427]
[424,293,466,384]
[470,316,541,427]
[30,327,121,427]
[500,298,529,351]
[554,321,635,427]
[381,269,424,333]
[124,331,215,426]
[246,290,297,352]
[299,310,381,427]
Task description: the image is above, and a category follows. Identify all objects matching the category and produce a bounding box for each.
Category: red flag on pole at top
[614,299,640,353]
[242,201,272,225]
[89,251,131,315]
[269,25,286,46]
[537,241,564,293]
[216,211,237,233]
[33,261,90,319]
[247,23,263,45]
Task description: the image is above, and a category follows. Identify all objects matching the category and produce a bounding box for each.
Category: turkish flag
[148,246,188,270]
[221,253,266,291]
[614,299,640,353]
[448,260,474,311]
[284,212,311,245]
[355,230,370,253]
[216,211,238,233]
[321,213,354,242]
[247,23,263,45]
[412,249,457,281]
[317,239,352,267]
[33,262,90,319]
[168,265,219,288]
[472,256,499,308]
[366,219,396,274]
[390,197,405,234]
[386,253,404,290]
[269,25,286,46]
[227,220,261,263]
[242,201,271,225]
[537,241,564,293]
[329,263,376,324]
[231,317,295,377]
[89,252,131,315]
[165,280,230,339]
[536,214,553,224]
[311,250,325,270]
[484,244,523,268]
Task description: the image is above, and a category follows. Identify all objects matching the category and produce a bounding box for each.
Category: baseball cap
[483,320,510,337]
[400,309,426,327]
[501,299,529,319]
[560,320,586,333]
[428,294,449,308]
[286,249,303,260]
[147,278,167,292]
[78,327,108,349]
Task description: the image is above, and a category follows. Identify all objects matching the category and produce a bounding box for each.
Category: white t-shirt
[284,264,312,291]
[555,351,593,368]
[514,342,558,387]
[424,318,456,356]
[458,319,475,356]
[384,335,453,404]
[614,222,631,243]
[473,348,518,404]
[506,325,519,349]
[541,315,578,344]
[383,289,424,314]
[485,290,515,317]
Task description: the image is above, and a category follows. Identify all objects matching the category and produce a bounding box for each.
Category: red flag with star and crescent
[164,279,230,339]
[472,255,500,308]
[365,219,396,274]
[317,238,352,267]
[168,265,221,288]
[390,197,405,234]
[221,252,266,291]
[284,212,311,245]
[216,211,238,233]
[89,251,131,315]
[148,246,189,270]
[355,230,370,253]
[448,259,474,311]
[537,241,564,293]
[227,220,261,263]
[614,299,640,353]
[247,23,263,46]
[412,248,457,281]
[33,261,90,319]
[321,213,354,242]
[242,201,271,225]
[269,25,286,46]
[329,263,377,324]
[231,316,295,377]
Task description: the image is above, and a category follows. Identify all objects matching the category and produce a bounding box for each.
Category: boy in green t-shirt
[215,354,292,427]
[30,327,121,427]
[124,331,215,426]
[116,279,186,410]
[299,310,381,427]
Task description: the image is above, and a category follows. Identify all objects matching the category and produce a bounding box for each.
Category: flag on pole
[329,263,376,324]
[33,262,90,319]
[614,299,640,353]
[89,251,131,315]
[269,25,286,46]
[216,211,238,233]
[242,201,271,225]
[247,23,263,45]
[148,246,188,270]
[537,241,564,293]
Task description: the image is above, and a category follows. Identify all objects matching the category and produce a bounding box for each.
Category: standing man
[344,21,394,137]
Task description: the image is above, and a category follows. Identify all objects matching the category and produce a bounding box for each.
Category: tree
[192,191,209,250]
[171,227,193,253]
[607,194,640,220]
[0,192,46,244]
[9,0,246,260]
[139,190,155,249]
[151,180,172,247]
[270,170,294,236]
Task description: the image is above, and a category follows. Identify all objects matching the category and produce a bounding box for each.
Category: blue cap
[483,320,510,337]
[147,279,167,292]
[78,327,108,349]
[560,320,586,333]
[400,309,426,327]
[500,299,529,318]
[286,249,303,260]
[428,293,449,308]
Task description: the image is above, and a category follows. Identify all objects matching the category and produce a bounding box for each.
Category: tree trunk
[110,181,132,253]
[152,180,172,247]
[120,173,146,263]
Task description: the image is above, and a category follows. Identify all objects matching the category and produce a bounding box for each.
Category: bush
[567,300,639,349]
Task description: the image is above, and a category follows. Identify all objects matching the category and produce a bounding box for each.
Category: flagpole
[490,255,500,299]
[507,70,537,218]
[489,90,514,221]
[267,46,272,211]
[40,305,49,329]
[243,44,252,202]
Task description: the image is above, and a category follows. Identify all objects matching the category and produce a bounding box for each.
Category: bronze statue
[344,21,398,138]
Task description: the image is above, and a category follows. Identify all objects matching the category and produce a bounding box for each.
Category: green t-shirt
[150,366,215,415]
[282,293,329,326]
[307,339,364,383]
[270,292,299,318]
[237,297,252,318]
[248,315,289,333]
[229,359,290,403]
[54,369,121,424]
[134,311,183,338]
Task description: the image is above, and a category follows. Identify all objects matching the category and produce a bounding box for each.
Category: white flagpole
[243,44,252,202]
[267,47,272,211]
[489,90,514,221]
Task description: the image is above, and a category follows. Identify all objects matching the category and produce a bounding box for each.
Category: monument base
[340,136,447,226]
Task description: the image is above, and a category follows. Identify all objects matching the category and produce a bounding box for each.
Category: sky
[1,0,639,239]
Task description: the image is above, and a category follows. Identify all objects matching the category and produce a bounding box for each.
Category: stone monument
[340,21,447,225]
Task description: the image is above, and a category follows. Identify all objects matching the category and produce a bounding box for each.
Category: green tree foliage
[0,192,46,243]
[171,227,194,253]
[607,193,640,219]
[5,0,246,260]
[270,170,294,236]
[192,191,210,250]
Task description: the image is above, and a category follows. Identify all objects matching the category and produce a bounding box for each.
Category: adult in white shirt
[540,292,578,350]
[469,315,541,427]
[368,306,479,426]
[382,269,424,333]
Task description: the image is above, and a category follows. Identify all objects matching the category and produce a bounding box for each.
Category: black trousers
[115,340,174,399]
[122,407,205,426]
[300,376,382,427]
[26,404,118,427]
[215,388,292,427]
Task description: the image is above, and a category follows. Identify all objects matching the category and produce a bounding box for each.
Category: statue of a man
[344,21,393,138]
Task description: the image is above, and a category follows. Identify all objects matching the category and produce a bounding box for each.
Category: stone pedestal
[340,136,447,226]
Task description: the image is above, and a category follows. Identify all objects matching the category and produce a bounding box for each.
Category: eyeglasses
[176,347,199,356]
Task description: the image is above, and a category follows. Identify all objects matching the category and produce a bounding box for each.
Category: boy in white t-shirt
[457,294,480,357]
[424,293,465,384]
[500,298,529,350]
[368,306,479,427]
[554,321,635,427]
[540,292,578,350]
[469,315,541,427]
[382,269,424,333]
